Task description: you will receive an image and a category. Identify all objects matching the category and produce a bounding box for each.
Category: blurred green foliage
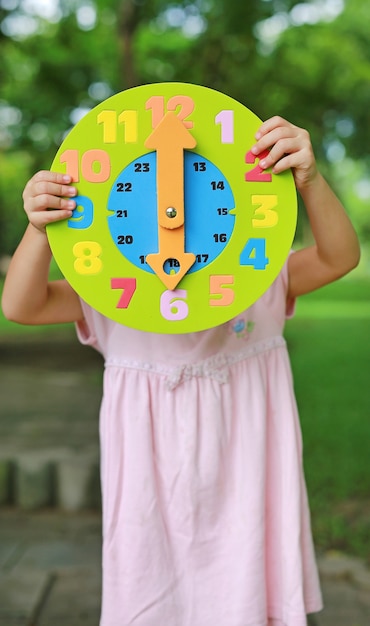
[0,0,368,557]
[0,0,369,255]
[286,277,370,560]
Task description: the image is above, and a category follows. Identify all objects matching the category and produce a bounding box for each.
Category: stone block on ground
[56,455,101,511]
[318,551,370,588]
[0,458,13,505]
[15,454,54,510]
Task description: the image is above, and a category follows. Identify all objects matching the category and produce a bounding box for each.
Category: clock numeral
[146,95,195,129]
[240,238,269,270]
[117,235,134,245]
[146,96,164,129]
[111,277,137,309]
[60,149,111,183]
[209,275,235,306]
[97,110,116,143]
[97,109,138,143]
[195,254,209,263]
[116,210,128,218]
[116,182,132,192]
[134,162,150,172]
[211,180,225,190]
[217,207,228,216]
[68,195,93,230]
[73,241,103,275]
[193,161,206,172]
[245,149,272,183]
[252,195,278,228]
[160,290,189,321]
[60,149,79,182]
[215,110,234,144]
[118,110,138,143]
[213,233,228,243]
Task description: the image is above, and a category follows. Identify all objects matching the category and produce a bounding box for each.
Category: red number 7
[111,278,137,308]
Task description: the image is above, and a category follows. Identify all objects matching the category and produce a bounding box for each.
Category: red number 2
[245,149,272,182]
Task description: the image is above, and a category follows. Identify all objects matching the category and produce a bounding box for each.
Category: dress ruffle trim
[105,336,286,390]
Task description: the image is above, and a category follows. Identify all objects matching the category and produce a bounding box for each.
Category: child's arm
[1,171,84,325]
[251,116,361,298]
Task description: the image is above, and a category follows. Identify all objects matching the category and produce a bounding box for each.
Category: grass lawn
[286,274,370,562]
[1,270,369,560]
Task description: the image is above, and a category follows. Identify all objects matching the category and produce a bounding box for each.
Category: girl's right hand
[22,170,77,232]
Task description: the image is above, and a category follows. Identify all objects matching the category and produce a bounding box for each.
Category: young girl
[2,116,360,626]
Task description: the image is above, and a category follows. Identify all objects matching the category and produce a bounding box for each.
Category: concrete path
[0,509,370,626]
[0,510,101,625]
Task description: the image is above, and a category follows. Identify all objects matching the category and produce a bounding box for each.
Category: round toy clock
[47,82,297,333]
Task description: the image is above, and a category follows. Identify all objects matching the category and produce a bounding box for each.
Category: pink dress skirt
[76,260,322,626]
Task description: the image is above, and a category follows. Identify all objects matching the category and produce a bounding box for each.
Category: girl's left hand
[251,116,318,192]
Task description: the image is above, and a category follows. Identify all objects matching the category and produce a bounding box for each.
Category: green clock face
[47,82,297,334]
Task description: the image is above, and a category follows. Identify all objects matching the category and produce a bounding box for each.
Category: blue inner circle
[107,151,235,274]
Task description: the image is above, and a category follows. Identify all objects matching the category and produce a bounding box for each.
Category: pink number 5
[111,278,137,308]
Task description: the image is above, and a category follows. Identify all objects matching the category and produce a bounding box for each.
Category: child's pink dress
[76,259,323,626]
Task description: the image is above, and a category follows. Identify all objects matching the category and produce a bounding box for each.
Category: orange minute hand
[144,111,197,290]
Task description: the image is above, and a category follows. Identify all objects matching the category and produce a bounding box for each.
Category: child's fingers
[258,137,303,172]
[255,115,293,140]
[30,208,75,231]
[23,172,76,206]
[252,121,313,171]
[22,170,77,232]
[252,125,298,157]
[28,183,77,209]
[24,176,77,217]
[31,170,73,186]
[27,194,76,213]
[24,193,76,228]
[34,180,77,199]
[28,179,76,201]
[25,193,76,230]
[23,171,72,197]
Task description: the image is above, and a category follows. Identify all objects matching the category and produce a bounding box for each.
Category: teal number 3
[240,238,269,270]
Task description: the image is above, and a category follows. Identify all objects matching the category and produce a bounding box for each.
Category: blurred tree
[254,0,370,164]
[0,0,369,255]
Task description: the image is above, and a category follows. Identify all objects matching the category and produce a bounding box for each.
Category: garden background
[0,0,369,564]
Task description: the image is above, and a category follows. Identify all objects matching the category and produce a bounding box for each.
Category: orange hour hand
[145,111,196,290]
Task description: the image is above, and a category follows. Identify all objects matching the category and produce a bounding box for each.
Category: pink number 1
[215,110,234,144]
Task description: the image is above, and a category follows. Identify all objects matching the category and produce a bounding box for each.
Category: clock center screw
[166,207,177,218]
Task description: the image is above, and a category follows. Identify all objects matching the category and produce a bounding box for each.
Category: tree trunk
[117,0,141,89]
